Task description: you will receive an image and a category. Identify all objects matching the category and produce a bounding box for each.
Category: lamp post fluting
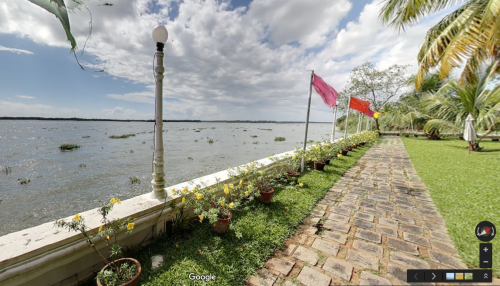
[151,25,168,199]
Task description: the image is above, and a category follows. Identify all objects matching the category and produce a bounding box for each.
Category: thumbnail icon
[475,221,496,242]
[455,273,464,280]
[465,273,473,280]
[446,273,454,280]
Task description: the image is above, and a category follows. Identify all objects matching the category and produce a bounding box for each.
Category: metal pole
[330,106,337,143]
[357,112,362,133]
[365,115,369,131]
[301,70,314,172]
[343,97,351,139]
[152,44,166,198]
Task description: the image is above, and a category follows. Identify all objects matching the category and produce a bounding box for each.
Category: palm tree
[379,0,500,88]
[422,62,500,148]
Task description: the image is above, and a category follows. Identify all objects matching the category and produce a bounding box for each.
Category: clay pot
[97,258,141,286]
[211,213,232,234]
[314,161,326,171]
[341,150,348,156]
[258,187,274,204]
[325,158,331,165]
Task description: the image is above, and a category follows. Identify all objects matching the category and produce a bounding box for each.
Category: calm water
[0,120,341,236]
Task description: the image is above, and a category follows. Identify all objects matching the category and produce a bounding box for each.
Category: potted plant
[174,181,245,234]
[309,142,329,171]
[55,198,140,286]
[240,163,276,204]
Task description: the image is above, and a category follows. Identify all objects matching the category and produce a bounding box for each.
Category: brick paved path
[247,138,474,286]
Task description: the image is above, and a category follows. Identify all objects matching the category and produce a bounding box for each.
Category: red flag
[364,108,374,118]
[312,74,338,107]
[349,97,370,113]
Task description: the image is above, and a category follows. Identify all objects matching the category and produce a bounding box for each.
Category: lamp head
[152,25,168,51]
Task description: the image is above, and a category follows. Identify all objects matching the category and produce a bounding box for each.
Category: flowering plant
[309,142,329,163]
[241,162,276,193]
[54,198,138,286]
[173,179,248,225]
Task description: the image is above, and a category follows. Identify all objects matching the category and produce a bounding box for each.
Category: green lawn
[116,144,372,286]
[402,138,500,277]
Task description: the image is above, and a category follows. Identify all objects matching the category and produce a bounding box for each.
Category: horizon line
[0,117,332,123]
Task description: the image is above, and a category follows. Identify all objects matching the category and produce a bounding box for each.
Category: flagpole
[301,70,314,172]
[343,97,351,139]
[330,106,337,143]
[357,112,362,133]
[365,116,369,131]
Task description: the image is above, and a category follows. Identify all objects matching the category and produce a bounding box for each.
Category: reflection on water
[0,120,341,235]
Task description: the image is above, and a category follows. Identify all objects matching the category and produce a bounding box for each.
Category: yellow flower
[193,188,198,192]
[285,207,288,210]
[286,153,289,155]
[229,202,234,209]
[127,223,134,230]
[292,155,297,159]
[73,214,81,221]
[229,184,234,189]
[116,199,121,204]
[106,235,110,240]
[228,167,231,170]
[267,157,270,160]
[258,171,263,174]
[313,157,317,161]
[337,154,342,158]
[220,201,224,207]
[299,183,303,187]
[247,184,252,189]
[245,171,249,175]
[244,191,249,196]
[240,247,243,251]
[195,193,203,200]
[210,188,214,192]
[339,151,342,154]
[239,180,243,185]
[110,198,116,204]
[175,244,179,248]
[182,197,186,203]
[171,189,176,194]
[98,225,103,232]
[182,188,188,194]
[199,215,204,222]
[224,185,230,194]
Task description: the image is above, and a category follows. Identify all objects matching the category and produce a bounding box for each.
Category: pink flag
[364,108,374,118]
[312,74,338,107]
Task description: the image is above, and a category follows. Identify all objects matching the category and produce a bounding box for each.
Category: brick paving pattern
[246,138,490,286]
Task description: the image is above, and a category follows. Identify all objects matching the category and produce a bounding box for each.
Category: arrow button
[432,272,436,280]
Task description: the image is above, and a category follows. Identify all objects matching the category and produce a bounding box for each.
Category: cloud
[0,45,34,55]
[0,0,460,120]
[0,101,81,117]
[100,106,153,120]
[16,95,35,99]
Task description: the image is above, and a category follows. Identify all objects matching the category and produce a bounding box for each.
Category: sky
[0,0,459,121]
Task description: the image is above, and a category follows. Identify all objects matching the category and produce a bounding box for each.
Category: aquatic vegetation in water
[251,135,258,138]
[59,144,81,151]
[207,137,214,144]
[79,164,86,168]
[274,137,286,141]
[130,150,134,153]
[82,135,91,138]
[259,128,272,131]
[252,141,259,144]
[18,178,30,185]
[109,134,135,139]
[188,157,193,160]
[2,167,12,175]
[129,177,141,184]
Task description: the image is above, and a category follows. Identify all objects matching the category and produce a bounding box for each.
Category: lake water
[0,120,342,236]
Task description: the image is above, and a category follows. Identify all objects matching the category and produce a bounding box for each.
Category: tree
[421,61,500,149]
[342,62,411,130]
[379,0,500,88]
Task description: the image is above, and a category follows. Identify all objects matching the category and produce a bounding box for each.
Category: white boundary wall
[0,138,344,286]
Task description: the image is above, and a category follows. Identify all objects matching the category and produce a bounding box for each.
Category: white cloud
[100,106,153,120]
[0,0,460,120]
[0,101,81,117]
[0,45,33,55]
[16,95,35,99]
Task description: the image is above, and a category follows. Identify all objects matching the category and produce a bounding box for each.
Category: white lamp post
[151,25,168,199]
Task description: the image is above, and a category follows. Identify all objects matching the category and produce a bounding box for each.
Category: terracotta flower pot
[258,187,274,204]
[360,142,366,146]
[97,258,142,286]
[314,161,326,171]
[286,171,300,183]
[413,134,418,137]
[325,158,331,165]
[211,213,232,234]
[341,150,348,156]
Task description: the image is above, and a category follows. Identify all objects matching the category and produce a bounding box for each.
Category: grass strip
[402,138,499,277]
[127,143,373,285]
